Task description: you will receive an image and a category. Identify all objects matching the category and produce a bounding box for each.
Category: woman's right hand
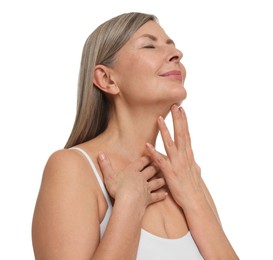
[98,153,167,209]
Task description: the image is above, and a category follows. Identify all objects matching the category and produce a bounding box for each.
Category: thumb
[97,152,115,178]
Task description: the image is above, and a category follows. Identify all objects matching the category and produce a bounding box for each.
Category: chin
[170,86,187,104]
[159,90,186,113]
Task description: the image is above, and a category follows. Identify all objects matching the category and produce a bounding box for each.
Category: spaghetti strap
[69,147,112,208]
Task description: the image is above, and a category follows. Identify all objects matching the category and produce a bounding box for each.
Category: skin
[32,21,239,259]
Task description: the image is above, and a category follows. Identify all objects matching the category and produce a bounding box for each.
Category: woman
[32,12,239,259]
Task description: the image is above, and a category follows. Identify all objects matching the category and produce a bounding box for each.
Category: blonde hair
[65,12,157,148]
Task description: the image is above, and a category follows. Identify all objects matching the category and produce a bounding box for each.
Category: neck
[97,104,170,162]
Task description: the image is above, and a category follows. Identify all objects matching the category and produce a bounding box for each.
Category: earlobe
[93,65,119,95]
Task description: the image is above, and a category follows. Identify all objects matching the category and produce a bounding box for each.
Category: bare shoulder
[44,148,87,175]
[36,148,101,218]
[42,148,99,186]
[32,149,101,259]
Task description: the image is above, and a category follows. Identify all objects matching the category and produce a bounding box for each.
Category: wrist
[178,191,208,212]
[114,193,146,221]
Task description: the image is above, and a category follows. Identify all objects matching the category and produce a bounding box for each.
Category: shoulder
[40,148,100,199]
[32,149,101,259]
[43,148,94,179]
[35,148,102,212]
[45,148,85,172]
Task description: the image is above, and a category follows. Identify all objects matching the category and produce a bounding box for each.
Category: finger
[97,152,115,178]
[149,191,168,204]
[157,116,177,158]
[171,104,186,150]
[145,143,173,178]
[131,156,152,171]
[148,178,165,192]
[179,107,192,149]
[179,107,195,161]
[142,165,158,181]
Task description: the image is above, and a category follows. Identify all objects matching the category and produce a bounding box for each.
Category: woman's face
[111,20,187,107]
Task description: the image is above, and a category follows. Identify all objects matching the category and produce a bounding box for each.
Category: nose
[168,47,183,63]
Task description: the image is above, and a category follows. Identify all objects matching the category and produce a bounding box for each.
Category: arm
[200,177,221,224]
[32,150,101,259]
[32,150,166,260]
[93,153,167,259]
[146,105,239,260]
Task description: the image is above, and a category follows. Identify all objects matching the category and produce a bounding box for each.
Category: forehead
[129,20,170,42]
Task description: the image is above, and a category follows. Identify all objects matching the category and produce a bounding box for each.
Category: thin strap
[69,147,112,208]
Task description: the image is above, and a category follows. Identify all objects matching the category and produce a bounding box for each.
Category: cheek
[113,54,165,102]
[119,78,159,106]
[118,60,155,91]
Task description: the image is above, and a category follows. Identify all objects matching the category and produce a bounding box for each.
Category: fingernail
[172,104,179,112]
[146,143,154,150]
[98,152,106,161]
[158,116,164,124]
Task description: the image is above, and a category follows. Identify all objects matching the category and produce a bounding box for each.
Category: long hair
[64,12,157,148]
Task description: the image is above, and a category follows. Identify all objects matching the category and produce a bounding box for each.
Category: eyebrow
[139,34,175,45]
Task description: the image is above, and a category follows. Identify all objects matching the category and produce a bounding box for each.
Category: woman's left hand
[146,104,204,209]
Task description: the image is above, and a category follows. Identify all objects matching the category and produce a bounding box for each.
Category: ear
[93,65,119,95]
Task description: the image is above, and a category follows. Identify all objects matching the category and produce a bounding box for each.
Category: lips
[160,70,181,76]
[160,70,183,81]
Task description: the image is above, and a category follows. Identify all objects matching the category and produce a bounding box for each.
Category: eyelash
[143,45,155,49]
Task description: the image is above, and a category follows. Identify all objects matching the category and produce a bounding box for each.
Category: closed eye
[143,45,155,49]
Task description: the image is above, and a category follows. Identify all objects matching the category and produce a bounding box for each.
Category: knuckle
[150,165,157,174]
[155,192,165,202]
[151,162,158,170]
[140,156,149,166]
[154,194,161,202]
[155,155,165,165]
[166,139,174,147]
[157,178,164,186]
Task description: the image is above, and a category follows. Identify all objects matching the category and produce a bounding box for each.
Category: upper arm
[32,149,100,260]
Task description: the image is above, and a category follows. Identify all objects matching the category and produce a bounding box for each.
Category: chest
[141,191,189,239]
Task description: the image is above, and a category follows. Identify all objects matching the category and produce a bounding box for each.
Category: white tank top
[71,147,204,259]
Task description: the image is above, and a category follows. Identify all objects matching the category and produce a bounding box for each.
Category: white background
[1,0,272,259]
